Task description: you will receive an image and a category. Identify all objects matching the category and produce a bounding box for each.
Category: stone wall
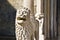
[7,0,23,9]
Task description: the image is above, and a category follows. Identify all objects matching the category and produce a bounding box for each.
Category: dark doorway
[0,0,16,39]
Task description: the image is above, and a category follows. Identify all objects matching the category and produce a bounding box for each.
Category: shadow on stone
[0,0,16,38]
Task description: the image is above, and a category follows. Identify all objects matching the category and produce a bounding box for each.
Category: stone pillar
[35,0,44,40]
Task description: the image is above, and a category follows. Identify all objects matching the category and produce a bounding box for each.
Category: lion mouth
[17,17,26,21]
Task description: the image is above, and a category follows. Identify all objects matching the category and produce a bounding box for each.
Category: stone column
[35,0,44,40]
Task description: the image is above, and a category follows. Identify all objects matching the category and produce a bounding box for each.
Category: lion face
[16,7,30,24]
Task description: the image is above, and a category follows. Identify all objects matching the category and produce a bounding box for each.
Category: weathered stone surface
[7,0,23,9]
